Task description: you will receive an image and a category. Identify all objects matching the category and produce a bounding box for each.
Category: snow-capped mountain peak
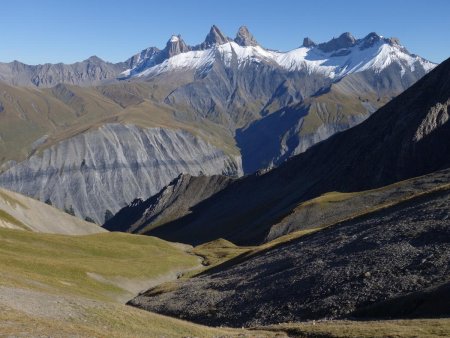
[119,29,436,80]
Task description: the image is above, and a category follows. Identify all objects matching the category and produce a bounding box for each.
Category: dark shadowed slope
[104,174,234,233]
[129,181,450,327]
[144,57,450,246]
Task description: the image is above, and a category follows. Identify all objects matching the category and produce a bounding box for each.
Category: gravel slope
[129,186,450,327]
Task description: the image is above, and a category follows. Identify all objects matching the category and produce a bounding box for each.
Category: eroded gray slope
[0,124,242,223]
[129,185,450,327]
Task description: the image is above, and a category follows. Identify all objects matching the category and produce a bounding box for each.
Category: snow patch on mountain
[121,35,435,80]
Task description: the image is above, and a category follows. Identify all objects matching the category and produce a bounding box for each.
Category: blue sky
[2,0,449,64]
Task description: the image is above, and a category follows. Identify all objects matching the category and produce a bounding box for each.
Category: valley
[0,9,449,337]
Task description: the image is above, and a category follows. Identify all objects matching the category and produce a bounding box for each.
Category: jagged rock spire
[302,37,316,48]
[318,32,357,52]
[203,25,229,47]
[234,26,258,47]
[163,34,190,57]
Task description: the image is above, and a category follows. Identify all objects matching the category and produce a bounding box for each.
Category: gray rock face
[414,99,450,141]
[318,32,357,52]
[0,124,242,224]
[200,25,230,49]
[163,35,191,58]
[130,185,450,327]
[360,32,382,49]
[234,26,258,47]
[302,37,316,47]
[124,47,161,71]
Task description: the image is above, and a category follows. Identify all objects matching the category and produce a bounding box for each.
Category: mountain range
[0,22,449,337]
[0,25,436,223]
[126,54,450,327]
[105,55,450,246]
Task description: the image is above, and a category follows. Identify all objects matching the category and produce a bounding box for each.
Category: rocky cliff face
[0,124,242,223]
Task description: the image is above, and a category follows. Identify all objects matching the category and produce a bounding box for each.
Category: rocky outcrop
[199,25,230,49]
[0,124,242,224]
[103,173,234,233]
[318,32,357,52]
[163,35,191,58]
[234,26,258,47]
[302,37,316,48]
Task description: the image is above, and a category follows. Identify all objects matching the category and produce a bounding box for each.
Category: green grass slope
[0,228,271,337]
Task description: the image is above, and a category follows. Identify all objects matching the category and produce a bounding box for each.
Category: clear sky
[2,0,449,65]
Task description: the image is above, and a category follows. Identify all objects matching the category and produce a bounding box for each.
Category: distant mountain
[0,56,127,87]
[118,27,435,172]
[0,26,437,223]
[0,81,242,224]
[125,56,450,245]
[121,29,433,81]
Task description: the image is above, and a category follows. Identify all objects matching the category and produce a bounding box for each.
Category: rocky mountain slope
[0,78,241,223]
[0,187,104,234]
[130,181,450,327]
[135,26,438,174]
[135,56,450,245]
[104,173,234,233]
[122,27,435,172]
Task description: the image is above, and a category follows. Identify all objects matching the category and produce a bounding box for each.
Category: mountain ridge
[0,26,435,88]
[132,56,450,245]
